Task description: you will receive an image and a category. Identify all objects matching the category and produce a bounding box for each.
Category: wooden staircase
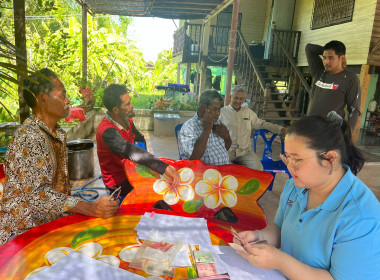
[234,29,312,126]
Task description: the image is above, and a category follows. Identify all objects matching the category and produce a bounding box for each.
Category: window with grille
[311,0,355,30]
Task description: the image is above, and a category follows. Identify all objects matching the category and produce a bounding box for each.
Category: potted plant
[151,97,173,111]
[76,87,96,113]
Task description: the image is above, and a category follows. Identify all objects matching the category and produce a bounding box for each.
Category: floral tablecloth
[0,159,273,279]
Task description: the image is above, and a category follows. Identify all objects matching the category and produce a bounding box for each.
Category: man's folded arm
[305,43,324,78]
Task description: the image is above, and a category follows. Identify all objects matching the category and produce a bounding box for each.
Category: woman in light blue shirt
[233,112,380,280]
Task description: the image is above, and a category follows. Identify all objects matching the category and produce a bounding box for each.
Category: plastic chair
[253,129,291,191]
[174,124,183,159]
[134,141,146,150]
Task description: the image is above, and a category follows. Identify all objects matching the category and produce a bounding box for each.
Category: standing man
[96,84,180,198]
[179,89,231,165]
[306,40,361,129]
[0,68,119,245]
[220,85,285,171]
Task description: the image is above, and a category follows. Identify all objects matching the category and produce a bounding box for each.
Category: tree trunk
[13,0,29,123]
[82,4,88,86]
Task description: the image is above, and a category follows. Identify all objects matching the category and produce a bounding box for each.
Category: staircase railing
[235,30,270,117]
[269,29,312,117]
[269,29,302,61]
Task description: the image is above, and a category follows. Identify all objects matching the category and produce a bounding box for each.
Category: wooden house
[172,0,380,142]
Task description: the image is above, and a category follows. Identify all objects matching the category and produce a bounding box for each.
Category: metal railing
[269,29,302,62]
[235,30,269,117]
[234,29,311,119]
[209,25,231,57]
[270,29,312,117]
[173,23,203,58]
[173,24,233,61]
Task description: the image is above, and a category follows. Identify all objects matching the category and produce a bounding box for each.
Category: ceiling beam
[204,0,234,23]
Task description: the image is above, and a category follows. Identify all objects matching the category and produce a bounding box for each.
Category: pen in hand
[230,226,268,245]
[230,226,244,245]
[109,186,121,201]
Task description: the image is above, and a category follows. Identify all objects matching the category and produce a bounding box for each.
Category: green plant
[131,92,164,109]
[0,35,34,122]
[170,92,198,111]
[78,87,96,107]
[94,88,104,107]
[0,2,180,119]
[151,97,172,110]
[58,118,80,127]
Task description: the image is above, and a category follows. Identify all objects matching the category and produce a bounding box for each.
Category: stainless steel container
[67,139,95,180]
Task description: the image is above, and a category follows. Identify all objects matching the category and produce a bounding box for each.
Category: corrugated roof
[81,0,227,19]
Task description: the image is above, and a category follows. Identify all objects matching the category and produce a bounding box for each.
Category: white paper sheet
[213,246,286,280]
[26,252,146,280]
[136,212,214,251]
[135,213,286,279]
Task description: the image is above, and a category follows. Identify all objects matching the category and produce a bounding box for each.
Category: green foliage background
[0,0,178,121]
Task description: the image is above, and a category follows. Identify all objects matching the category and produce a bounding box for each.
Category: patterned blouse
[0,115,83,245]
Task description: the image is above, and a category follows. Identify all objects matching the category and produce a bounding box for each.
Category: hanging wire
[207,54,229,63]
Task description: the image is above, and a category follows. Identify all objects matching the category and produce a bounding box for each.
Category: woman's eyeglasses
[280,152,326,170]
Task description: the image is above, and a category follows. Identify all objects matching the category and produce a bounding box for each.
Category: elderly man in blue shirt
[178,89,231,165]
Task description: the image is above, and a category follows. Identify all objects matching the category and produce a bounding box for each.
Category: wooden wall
[262,0,273,43]
[367,0,380,66]
[293,0,377,67]
[187,0,269,44]
[239,0,269,43]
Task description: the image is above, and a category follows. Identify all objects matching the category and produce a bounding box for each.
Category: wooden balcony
[173,23,231,65]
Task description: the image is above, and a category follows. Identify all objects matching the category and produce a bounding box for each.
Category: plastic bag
[129,230,184,277]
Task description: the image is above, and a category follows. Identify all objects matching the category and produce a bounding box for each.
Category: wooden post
[13,0,29,123]
[186,63,191,85]
[225,0,240,106]
[82,4,88,86]
[199,60,207,93]
[353,64,371,144]
[199,21,211,93]
[177,63,181,84]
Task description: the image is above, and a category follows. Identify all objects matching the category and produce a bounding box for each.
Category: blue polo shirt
[275,166,380,280]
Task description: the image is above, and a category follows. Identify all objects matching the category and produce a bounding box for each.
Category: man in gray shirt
[306,40,361,129]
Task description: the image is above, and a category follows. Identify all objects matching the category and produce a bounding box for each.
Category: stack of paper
[135,213,286,280]
[135,212,214,251]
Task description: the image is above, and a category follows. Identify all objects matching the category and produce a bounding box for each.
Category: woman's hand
[238,243,284,270]
[233,230,261,245]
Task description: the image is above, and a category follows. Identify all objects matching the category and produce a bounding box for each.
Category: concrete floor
[71,131,380,226]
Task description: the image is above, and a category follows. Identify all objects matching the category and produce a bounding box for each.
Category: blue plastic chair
[174,124,183,160]
[134,141,146,150]
[253,129,291,191]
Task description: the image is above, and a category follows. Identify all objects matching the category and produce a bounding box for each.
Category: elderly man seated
[220,85,285,171]
[0,68,119,245]
[178,89,232,165]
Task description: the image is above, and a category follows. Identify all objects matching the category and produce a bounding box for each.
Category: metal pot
[67,139,96,180]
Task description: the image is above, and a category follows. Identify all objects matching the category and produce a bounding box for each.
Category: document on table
[25,252,145,280]
[135,213,286,279]
[213,246,286,280]
[136,212,215,252]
